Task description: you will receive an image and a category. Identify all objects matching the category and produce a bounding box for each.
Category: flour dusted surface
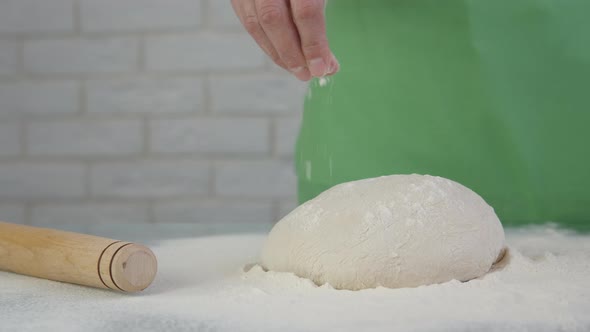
[1,225,589,331]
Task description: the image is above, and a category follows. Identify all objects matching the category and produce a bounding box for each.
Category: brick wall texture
[0,0,306,226]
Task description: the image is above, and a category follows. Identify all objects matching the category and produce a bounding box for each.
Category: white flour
[1,224,589,332]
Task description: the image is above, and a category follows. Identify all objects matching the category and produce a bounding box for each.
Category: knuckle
[294,0,322,21]
[242,15,260,34]
[258,4,284,26]
[282,56,303,69]
[302,38,328,55]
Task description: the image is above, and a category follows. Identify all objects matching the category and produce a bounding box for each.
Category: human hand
[231,0,339,81]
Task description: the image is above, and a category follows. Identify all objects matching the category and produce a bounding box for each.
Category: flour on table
[2,225,589,332]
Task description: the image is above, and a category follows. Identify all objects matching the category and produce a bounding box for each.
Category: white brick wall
[275,116,301,157]
[0,0,305,227]
[0,41,18,76]
[0,163,86,199]
[150,118,269,155]
[154,200,273,224]
[24,38,139,75]
[208,1,242,29]
[86,77,204,114]
[215,160,297,198]
[0,122,22,156]
[211,75,305,114]
[27,119,143,156]
[31,203,149,226]
[0,81,79,115]
[90,161,210,198]
[146,34,265,72]
[80,0,202,32]
[278,199,299,219]
[0,0,74,34]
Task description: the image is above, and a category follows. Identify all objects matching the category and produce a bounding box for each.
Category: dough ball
[261,174,505,290]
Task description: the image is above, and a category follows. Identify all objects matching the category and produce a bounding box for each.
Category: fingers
[232,0,337,80]
[291,0,338,77]
[255,0,311,81]
[325,54,339,76]
[231,0,288,70]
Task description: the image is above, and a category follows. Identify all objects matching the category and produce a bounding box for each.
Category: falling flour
[1,225,589,332]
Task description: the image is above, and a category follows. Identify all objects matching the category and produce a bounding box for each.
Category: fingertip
[326,54,340,75]
[309,58,329,77]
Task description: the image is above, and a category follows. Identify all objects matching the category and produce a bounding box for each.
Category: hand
[231,0,339,81]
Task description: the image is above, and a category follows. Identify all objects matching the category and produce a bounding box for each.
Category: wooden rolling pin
[0,221,157,292]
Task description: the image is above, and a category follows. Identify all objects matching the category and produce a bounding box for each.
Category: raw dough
[261,174,505,290]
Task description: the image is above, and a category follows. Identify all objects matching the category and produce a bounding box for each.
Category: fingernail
[309,58,327,77]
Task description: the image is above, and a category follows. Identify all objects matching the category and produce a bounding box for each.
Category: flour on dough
[261,174,505,290]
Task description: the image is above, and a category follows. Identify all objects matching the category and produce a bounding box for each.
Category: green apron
[296,0,590,230]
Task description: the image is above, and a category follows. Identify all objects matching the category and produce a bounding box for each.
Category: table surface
[1,223,589,332]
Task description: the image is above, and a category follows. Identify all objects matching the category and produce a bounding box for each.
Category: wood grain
[0,221,157,292]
